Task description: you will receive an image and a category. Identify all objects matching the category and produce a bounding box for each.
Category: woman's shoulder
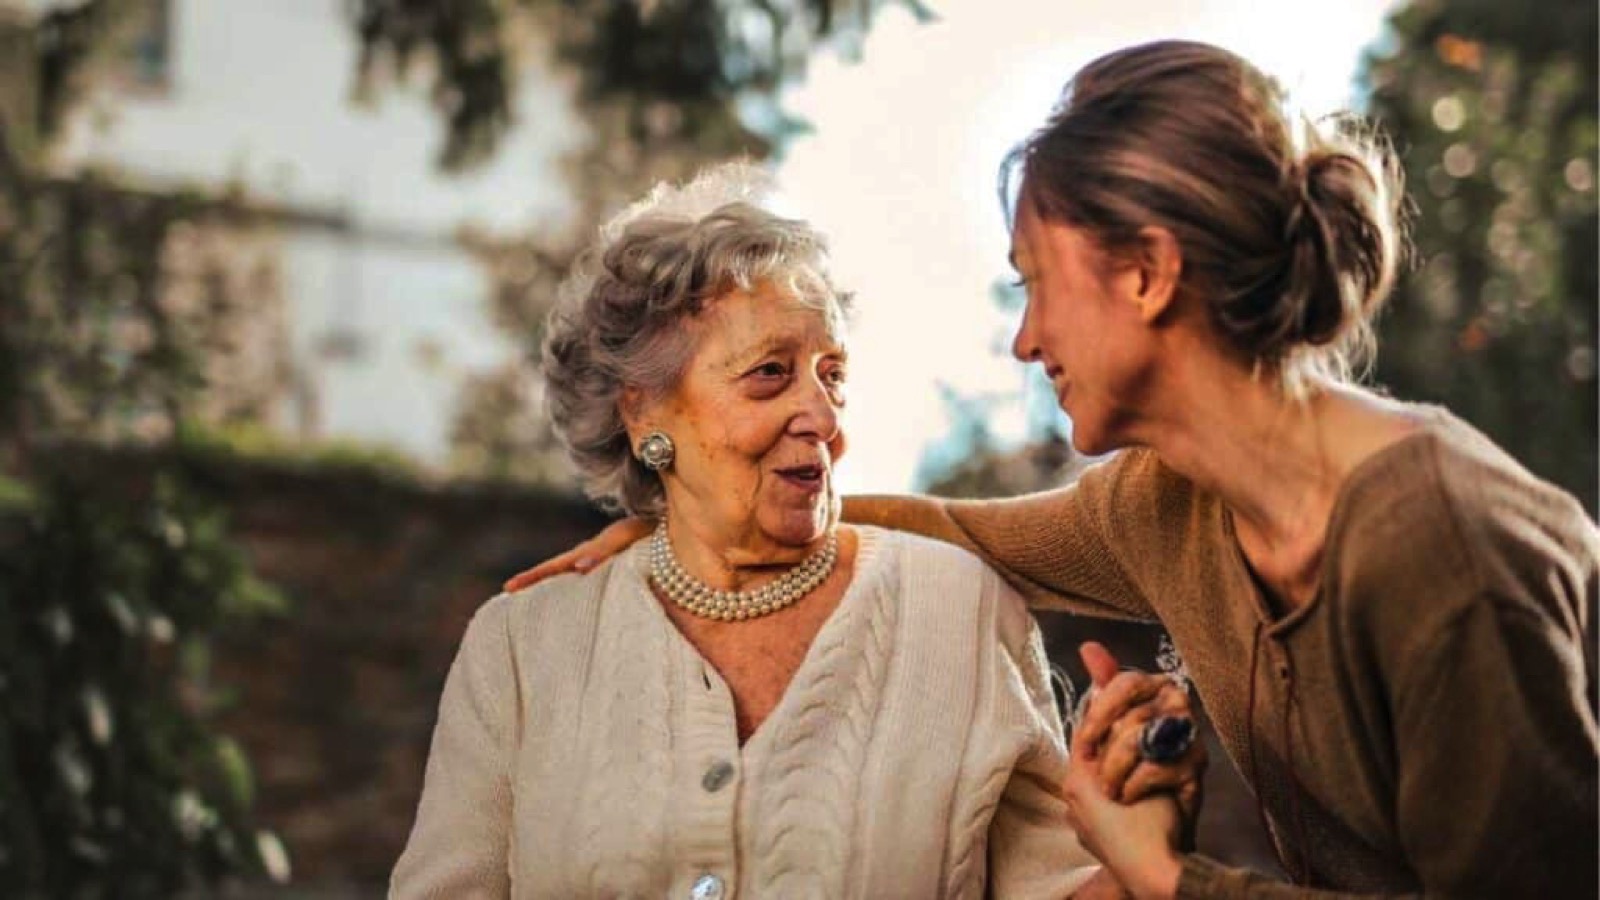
[1340,408,1592,547]
[496,545,648,629]
[503,563,615,607]
[861,523,1005,585]
[1329,406,1597,621]
[858,525,1037,638]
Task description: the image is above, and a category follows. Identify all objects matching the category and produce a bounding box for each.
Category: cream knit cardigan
[390,526,1098,899]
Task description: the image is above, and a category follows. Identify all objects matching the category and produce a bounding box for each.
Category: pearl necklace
[648,522,839,621]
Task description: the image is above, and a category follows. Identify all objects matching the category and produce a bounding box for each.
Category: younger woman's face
[1008,198,1160,456]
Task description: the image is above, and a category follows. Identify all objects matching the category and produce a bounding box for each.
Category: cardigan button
[702,759,736,793]
[690,873,725,900]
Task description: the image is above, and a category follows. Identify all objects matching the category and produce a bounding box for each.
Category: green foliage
[0,463,288,897]
[1,8,295,890]
[350,0,933,171]
[0,139,293,466]
[1364,0,1598,511]
[0,160,198,452]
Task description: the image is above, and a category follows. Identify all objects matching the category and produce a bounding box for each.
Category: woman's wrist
[1131,851,1184,900]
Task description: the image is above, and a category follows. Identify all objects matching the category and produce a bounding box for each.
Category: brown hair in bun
[1004,40,1406,389]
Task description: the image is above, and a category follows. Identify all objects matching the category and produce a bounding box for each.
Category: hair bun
[1273,145,1403,354]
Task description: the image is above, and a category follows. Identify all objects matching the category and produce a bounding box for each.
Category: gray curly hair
[542,164,853,518]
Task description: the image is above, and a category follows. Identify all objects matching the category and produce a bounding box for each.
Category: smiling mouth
[775,464,826,490]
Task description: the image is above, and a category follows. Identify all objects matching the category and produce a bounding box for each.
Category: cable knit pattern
[576,566,673,894]
[391,526,1099,899]
[944,760,1012,896]
[748,536,897,897]
[945,572,1074,899]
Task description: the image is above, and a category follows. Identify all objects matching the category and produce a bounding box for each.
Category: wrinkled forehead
[695,281,849,364]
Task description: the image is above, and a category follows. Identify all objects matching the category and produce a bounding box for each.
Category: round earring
[636,431,675,472]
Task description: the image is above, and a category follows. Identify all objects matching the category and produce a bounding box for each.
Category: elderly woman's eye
[750,362,788,379]
[823,366,848,386]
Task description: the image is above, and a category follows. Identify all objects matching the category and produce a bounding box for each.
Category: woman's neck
[661,514,834,594]
[1133,361,1421,608]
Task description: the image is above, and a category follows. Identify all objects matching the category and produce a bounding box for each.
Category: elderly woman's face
[646,281,848,551]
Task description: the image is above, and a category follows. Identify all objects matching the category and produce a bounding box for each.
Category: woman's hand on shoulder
[502,517,653,592]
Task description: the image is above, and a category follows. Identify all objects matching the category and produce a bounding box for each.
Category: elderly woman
[390,168,1198,899]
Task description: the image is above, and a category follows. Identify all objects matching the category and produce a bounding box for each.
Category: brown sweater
[852,407,1598,898]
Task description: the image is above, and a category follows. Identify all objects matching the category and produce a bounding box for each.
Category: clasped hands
[1068,642,1203,900]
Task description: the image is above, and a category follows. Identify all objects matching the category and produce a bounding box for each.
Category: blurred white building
[50,0,582,465]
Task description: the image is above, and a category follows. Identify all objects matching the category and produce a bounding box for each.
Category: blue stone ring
[1138,716,1196,763]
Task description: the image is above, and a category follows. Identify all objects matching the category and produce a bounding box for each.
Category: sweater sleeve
[1390,594,1597,896]
[985,573,1103,899]
[845,453,1155,621]
[390,594,518,899]
[1176,593,1598,900]
[1175,855,1413,899]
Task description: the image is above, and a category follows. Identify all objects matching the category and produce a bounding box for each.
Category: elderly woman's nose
[790,374,842,439]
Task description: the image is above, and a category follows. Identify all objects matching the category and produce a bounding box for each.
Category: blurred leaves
[2,7,295,891]
[1364,0,1597,510]
[176,420,425,482]
[32,0,149,146]
[0,152,294,461]
[348,0,933,171]
[917,279,1081,498]
[0,462,288,897]
[448,359,571,482]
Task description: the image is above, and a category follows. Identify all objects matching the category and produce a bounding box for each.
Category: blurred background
[0,0,1592,896]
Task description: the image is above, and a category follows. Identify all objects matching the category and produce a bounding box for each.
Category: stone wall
[206,462,605,891]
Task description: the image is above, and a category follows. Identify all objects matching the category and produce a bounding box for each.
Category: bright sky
[776,0,1400,493]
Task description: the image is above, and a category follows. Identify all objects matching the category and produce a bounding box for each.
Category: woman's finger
[1079,641,1121,688]
[1075,671,1169,753]
[1096,707,1157,799]
[604,517,654,549]
[1119,738,1208,805]
[1176,778,1204,831]
[503,549,585,591]
[1151,680,1192,715]
[503,518,653,592]
[1062,797,1081,831]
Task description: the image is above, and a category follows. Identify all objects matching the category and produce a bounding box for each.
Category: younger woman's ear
[1132,226,1183,324]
